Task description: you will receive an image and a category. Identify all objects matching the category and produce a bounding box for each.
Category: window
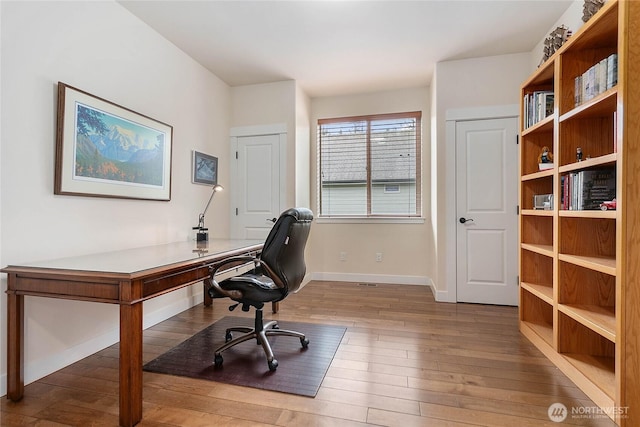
[318,111,421,217]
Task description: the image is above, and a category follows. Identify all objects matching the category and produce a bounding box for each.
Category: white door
[456,118,519,305]
[230,132,285,240]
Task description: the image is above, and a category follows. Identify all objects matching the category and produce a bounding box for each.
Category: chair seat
[217,273,283,304]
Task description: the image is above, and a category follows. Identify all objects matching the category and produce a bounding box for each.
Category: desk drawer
[8,273,120,302]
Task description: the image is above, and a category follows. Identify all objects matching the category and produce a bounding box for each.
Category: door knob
[267,217,277,223]
[459,217,474,224]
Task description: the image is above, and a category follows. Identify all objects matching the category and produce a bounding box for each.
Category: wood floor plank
[367,407,478,427]
[0,281,616,426]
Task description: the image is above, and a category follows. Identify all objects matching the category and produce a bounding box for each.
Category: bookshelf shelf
[558,253,616,275]
[523,114,554,135]
[522,320,554,346]
[559,88,617,122]
[521,288,554,346]
[523,56,555,87]
[521,281,553,305]
[521,243,554,258]
[521,169,554,181]
[559,209,616,219]
[559,304,616,342]
[563,353,616,400]
[558,153,618,173]
[522,209,554,217]
[519,1,640,424]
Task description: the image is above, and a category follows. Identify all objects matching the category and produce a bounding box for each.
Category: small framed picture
[192,150,218,186]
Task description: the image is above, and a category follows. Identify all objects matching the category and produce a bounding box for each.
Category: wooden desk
[2,239,263,427]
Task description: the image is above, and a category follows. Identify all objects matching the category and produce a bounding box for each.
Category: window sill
[315,217,425,224]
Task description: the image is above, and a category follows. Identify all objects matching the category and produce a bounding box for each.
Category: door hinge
[235,208,238,215]
[516,135,519,144]
[235,151,238,159]
[517,275,520,285]
[516,205,520,215]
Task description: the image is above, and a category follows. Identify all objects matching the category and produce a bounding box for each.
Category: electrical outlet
[375,252,383,262]
[339,251,347,261]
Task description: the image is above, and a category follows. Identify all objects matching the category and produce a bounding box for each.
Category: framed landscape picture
[55,82,173,201]
[192,150,218,186]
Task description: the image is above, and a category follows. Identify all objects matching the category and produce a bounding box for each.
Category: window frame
[317,111,422,219]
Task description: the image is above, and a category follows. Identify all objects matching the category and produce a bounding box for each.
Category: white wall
[431,53,530,301]
[230,81,297,208]
[308,87,434,286]
[295,85,311,208]
[0,0,231,393]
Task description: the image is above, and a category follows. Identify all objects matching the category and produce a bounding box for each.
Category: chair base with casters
[205,207,314,372]
[212,303,309,371]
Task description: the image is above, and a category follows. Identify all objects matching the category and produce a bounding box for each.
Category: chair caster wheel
[268,359,278,371]
[225,331,233,342]
[301,337,309,349]
[214,354,223,367]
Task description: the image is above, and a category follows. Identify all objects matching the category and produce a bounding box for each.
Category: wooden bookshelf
[518,1,640,424]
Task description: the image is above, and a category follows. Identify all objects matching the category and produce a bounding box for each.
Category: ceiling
[119,0,574,98]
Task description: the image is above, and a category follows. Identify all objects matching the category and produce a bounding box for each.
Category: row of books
[523,90,554,129]
[574,53,618,107]
[561,167,616,211]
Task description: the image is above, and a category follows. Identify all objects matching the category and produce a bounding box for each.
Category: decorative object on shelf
[55,82,173,201]
[539,25,572,66]
[599,198,616,211]
[193,184,224,242]
[576,147,583,161]
[192,150,218,186]
[534,194,554,210]
[538,146,554,170]
[583,0,605,22]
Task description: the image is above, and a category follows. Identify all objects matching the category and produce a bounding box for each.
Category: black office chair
[205,207,313,371]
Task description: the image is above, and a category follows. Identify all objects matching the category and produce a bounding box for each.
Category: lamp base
[196,231,208,242]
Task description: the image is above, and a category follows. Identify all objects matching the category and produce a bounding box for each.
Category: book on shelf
[561,167,616,211]
[524,90,554,128]
[574,53,618,107]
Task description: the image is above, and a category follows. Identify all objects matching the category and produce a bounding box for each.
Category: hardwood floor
[1,281,616,426]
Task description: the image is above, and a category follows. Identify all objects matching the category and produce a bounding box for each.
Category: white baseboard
[308,273,458,304]
[309,271,432,287]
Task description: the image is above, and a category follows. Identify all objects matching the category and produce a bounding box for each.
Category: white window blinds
[318,111,421,217]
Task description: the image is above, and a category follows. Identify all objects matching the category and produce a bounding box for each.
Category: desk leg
[7,288,24,401]
[119,302,143,427]
[203,281,212,307]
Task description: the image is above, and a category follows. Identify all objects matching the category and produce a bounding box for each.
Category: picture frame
[55,82,173,201]
[192,150,218,186]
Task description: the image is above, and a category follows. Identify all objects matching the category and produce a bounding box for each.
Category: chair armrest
[205,255,259,300]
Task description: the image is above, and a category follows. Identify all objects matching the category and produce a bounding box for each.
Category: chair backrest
[260,208,313,297]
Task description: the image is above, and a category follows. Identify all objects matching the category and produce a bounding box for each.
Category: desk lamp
[193,184,223,242]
